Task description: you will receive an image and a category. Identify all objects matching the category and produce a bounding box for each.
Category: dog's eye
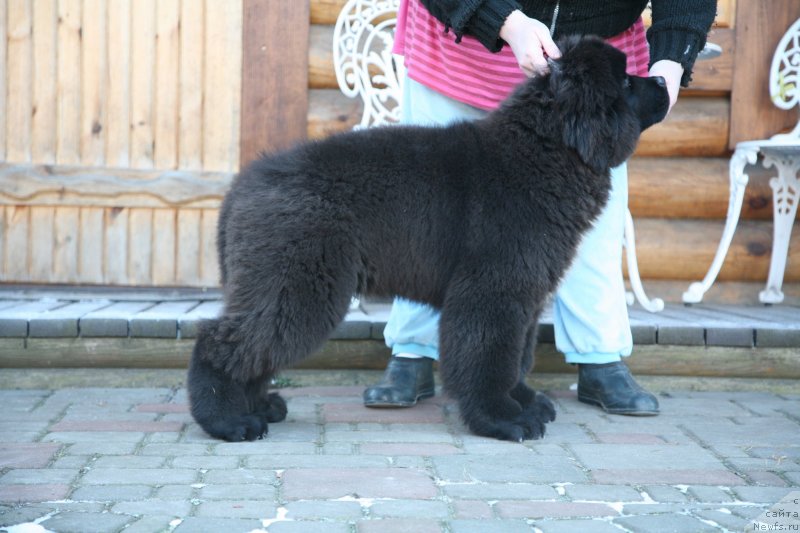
[622,78,631,90]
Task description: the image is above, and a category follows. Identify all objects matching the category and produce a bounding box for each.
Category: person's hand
[648,60,683,114]
[499,10,561,77]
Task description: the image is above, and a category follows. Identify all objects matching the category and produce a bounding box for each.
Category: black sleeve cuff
[647,27,709,86]
[456,0,523,53]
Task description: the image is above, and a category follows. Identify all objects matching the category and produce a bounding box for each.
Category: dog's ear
[550,36,628,172]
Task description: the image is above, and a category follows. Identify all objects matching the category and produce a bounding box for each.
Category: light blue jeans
[384,76,633,365]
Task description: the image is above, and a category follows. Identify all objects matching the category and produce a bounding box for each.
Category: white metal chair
[683,18,800,304]
[333,0,664,312]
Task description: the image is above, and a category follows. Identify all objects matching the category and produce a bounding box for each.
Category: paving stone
[433,454,587,483]
[442,482,557,500]
[64,441,139,455]
[694,508,751,531]
[682,418,800,448]
[0,468,79,485]
[282,468,437,500]
[536,519,626,533]
[324,428,454,443]
[197,484,276,500]
[155,485,195,500]
[593,469,745,486]
[28,300,112,337]
[71,484,153,501]
[641,485,691,502]
[449,519,534,532]
[0,443,62,468]
[39,511,133,533]
[357,519,443,533]
[323,402,445,423]
[370,500,449,518]
[79,301,157,337]
[130,301,199,338]
[112,499,193,517]
[203,468,277,485]
[360,443,462,456]
[92,455,166,468]
[451,500,494,519]
[571,443,724,470]
[565,484,642,502]
[688,486,736,502]
[122,515,184,533]
[216,441,318,456]
[269,521,353,533]
[284,500,363,519]
[249,455,387,469]
[0,484,70,503]
[732,486,797,503]
[171,455,240,469]
[615,512,720,532]
[0,300,68,337]
[495,501,618,519]
[81,468,198,485]
[193,500,276,519]
[49,420,184,432]
[173,517,263,533]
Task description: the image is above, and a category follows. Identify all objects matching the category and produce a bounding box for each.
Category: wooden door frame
[240,0,310,168]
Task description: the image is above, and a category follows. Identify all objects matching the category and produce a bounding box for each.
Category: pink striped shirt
[393,0,651,111]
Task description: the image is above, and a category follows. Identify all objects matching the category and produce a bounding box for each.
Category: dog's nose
[652,75,666,87]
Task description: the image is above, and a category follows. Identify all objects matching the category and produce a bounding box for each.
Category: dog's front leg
[438,286,554,442]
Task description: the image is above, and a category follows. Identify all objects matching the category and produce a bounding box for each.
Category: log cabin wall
[0,0,798,294]
[0,0,242,287]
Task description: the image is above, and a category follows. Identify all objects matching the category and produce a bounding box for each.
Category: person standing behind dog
[363,0,717,414]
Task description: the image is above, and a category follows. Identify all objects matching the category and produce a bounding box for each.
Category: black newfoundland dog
[188,36,669,442]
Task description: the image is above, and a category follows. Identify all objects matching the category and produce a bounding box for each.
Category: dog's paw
[209,414,269,442]
[465,393,556,442]
[533,392,556,423]
[257,392,288,423]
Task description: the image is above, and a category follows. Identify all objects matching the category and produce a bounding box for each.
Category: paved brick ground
[0,380,798,532]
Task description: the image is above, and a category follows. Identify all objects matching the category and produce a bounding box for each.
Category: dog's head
[547,35,670,172]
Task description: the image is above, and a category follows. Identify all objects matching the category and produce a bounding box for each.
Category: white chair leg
[759,150,800,303]
[683,146,760,303]
[624,209,664,312]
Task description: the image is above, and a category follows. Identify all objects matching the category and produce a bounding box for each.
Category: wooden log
[627,218,800,282]
[628,157,775,220]
[310,25,336,89]
[311,24,734,93]
[307,89,362,140]
[686,27,733,93]
[310,0,347,25]
[0,164,232,209]
[309,89,730,157]
[636,97,729,157]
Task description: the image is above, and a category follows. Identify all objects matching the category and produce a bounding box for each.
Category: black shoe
[363,356,435,408]
[577,361,659,415]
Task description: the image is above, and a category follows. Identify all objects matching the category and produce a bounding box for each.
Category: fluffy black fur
[188,36,670,442]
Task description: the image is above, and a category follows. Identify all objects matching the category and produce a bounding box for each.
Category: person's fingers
[534,26,561,59]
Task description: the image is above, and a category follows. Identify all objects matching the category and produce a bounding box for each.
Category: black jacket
[419,0,717,86]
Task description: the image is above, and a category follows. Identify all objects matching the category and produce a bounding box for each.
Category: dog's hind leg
[188,233,360,441]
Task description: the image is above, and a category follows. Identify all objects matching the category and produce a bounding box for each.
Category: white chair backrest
[769,17,800,141]
[333,0,403,129]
